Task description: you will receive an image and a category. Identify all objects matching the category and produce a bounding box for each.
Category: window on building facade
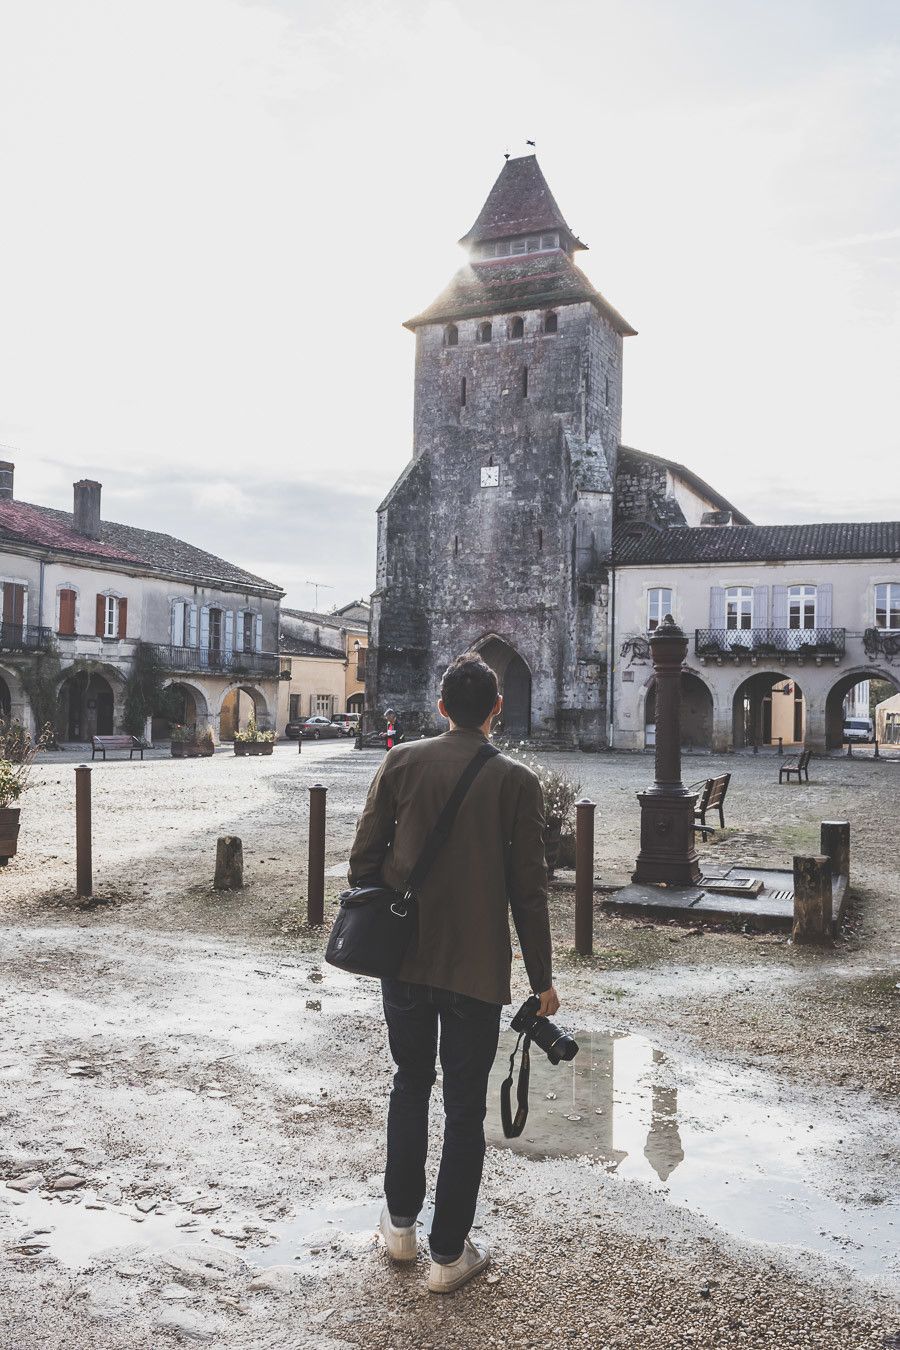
[460,376,466,407]
[242,611,255,651]
[876,583,900,630]
[315,693,333,716]
[58,588,76,636]
[647,587,673,631]
[444,323,458,347]
[289,693,301,720]
[509,316,524,339]
[355,645,367,681]
[480,233,559,259]
[788,585,817,629]
[1,582,26,638]
[605,375,610,408]
[103,595,119,639]
[208,607,223,651]
[543,311,558,334]
[726,586,753,630]
[476,321,492,343]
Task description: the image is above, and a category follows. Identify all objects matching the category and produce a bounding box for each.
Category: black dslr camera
[510,995,578,1064]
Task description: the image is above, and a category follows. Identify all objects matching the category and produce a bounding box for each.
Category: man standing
[349,653,558,1293]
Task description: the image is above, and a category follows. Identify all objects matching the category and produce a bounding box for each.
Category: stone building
[277,601,369,725]
[0,462,283,742]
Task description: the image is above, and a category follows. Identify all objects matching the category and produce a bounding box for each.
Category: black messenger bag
[324,741,499,979]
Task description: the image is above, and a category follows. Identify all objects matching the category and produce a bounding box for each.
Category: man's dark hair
[440,652,499,729]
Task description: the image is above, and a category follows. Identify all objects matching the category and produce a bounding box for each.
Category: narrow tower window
[444,323,458,347]
[543,311,558,335]
[605,375,610,407]
[538,528,543,551]
[454,535,459,556]
[476,321,492,344]
[460,376,467,407]
[509,315,524,340]
[521,366,528,399]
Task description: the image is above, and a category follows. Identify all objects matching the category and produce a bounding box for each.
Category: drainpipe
[606,562,616,749]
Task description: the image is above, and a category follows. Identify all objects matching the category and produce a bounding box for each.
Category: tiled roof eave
[404,289,636,335]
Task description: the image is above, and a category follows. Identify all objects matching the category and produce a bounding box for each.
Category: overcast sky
[1,0,898,608]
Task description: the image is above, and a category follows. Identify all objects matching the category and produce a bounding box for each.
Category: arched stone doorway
[645,671,713,750]
[219,684,271,741]
[825,668,899,748]
[347,692,365,715]
[732,671,805,749]
[57,671,116,741]
[155,680,211,741]
[474,636,531,738]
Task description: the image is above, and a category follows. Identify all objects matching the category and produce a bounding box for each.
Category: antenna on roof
[305,580,335,609]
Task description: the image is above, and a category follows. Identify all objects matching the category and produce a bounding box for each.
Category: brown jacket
[348,728,552,1006]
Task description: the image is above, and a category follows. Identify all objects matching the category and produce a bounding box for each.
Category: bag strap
[403,741,499,898]
[500,1032,531,1138]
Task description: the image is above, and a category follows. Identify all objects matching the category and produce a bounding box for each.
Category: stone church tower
[368,154,636,744]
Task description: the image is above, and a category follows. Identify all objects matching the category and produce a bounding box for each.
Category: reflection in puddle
[486,1030,899,1284]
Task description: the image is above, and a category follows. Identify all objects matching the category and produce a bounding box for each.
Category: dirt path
[1,743,898,1347]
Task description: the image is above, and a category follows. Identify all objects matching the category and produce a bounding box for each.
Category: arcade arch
[643,671,713,751]
[732,671,805,749]
[824,668,899,748]
[218,684,271,741]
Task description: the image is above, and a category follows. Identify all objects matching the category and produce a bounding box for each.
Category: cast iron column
[632,616,702,887]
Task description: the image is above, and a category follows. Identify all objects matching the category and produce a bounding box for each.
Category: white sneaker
[379,1203,417,1262]
[426,1238,490,1293]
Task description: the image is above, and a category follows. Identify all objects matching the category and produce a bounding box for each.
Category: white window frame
[875,582,900,631]
[103,594,119,639]
[788,584,817,630]
[314,692,334,717]
[725,586,753,630]
[647,587,673,632]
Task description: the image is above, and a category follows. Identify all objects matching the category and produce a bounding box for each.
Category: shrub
[0,720,47,809]
[233,716,275,744]
[501,745,581,827]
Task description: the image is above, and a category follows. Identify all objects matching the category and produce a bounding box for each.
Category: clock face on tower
[480,465,499,488]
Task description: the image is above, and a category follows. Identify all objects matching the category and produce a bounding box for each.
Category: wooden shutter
[753,586,769,630]
[709,586,725,629]
[772,585,788,629]
[254,613,263,653]
[58,589,76,635]
[96,594,106,637]
[3,582,24,626]
[117,597,127,639]
[816,583,832,632]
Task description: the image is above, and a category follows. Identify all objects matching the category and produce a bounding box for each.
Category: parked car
[843,717,874,743]
[299,716,344,740]
[331,713,360,736]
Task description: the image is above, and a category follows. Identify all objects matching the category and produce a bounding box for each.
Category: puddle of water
[1,1190,211,1266]
[486,1030,899,1284]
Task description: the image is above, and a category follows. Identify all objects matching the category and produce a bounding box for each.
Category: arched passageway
[645,672,713,750]
[57,671,115,741]
[825,669,899,748]
[732,672,805,749]
[154,681,211,741]
[474,636,532,738]
[347,692,365,715]
[219,685,271,741]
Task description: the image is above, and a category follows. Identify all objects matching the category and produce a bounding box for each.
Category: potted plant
[233,717,276,756]
[0,720,45,866]
[171,724,216,758]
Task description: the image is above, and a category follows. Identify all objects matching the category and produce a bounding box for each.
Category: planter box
[234,741,274,756]
[0,807,21,865]
[172,741,215,758]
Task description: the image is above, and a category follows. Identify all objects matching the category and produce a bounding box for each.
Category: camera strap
[500,1032,532,1139]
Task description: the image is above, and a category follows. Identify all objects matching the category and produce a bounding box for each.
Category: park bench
[690,772,731,841]
[91,734,145,761]
[779,748,812,784]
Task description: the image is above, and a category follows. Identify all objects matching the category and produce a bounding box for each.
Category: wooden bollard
[792,854,832,943]
[820,821,850,882]
[307,784,327,925]
[574,798,596,956]
[75,764,92,899]
[214,836,243,890]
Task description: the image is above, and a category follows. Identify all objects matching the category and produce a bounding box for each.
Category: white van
[843,717,874,743]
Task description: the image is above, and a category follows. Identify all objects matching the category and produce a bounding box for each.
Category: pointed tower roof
[458,154,586,251]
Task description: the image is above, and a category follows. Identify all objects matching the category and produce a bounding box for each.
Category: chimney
[73,479,102,539]
[700,509,734,528]
[0,461,13,501]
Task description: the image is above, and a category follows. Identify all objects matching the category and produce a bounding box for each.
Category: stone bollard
[214,836,244,890]
[574,799,596,957]
[820,821,850,882]
[792,854,832,943]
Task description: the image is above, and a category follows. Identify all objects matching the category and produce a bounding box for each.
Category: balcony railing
[0,623,53,653]
[150,644,280,679]
[694,628,846,661]
[863,628,900,659]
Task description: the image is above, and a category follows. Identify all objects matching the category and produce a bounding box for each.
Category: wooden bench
[91,734,145,761]
[779,749,812,784]
[690,772,731,841]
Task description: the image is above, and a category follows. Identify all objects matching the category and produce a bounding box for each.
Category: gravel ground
[1,741,898,1348]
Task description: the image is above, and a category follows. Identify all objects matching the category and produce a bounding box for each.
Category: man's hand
[535,986,560,1018]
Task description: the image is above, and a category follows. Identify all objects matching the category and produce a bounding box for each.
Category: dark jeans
[381,978,502,1260]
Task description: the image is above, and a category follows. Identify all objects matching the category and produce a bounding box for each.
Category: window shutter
[255,613,263,653]
[772,585,788,629]
[58,589,76,635]
[753,586,769,630]
[709,586,725,628]
[817,582,832,629]
[224,609,234,658]
[188,603,198,647]
[200,605,210,646]
[96,594,106,637]
[234,611,244,653]
[117,598,128,639]
[171,600,184,646]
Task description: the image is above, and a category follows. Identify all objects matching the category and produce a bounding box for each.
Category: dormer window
[480,233,560,260]
[543,311,558,335]
[444,323,458,347]
[476,321,492,344]
[508,316,524,340]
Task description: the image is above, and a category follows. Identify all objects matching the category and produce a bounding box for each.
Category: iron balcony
[151,643,281,679]
[0,623,53,653]
[694,628,846,661]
